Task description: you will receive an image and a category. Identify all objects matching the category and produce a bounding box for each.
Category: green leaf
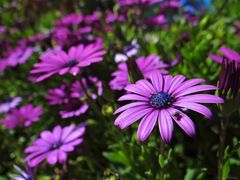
[103,151,130,166]
[158,154,165,168]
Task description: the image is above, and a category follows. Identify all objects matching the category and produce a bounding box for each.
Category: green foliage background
[0,0,240,179]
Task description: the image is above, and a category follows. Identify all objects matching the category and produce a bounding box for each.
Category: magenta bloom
[31,43,106,82]
[24,124,85,167]
[55,13,83,26]
[209,46,240,64]
[110,54,168,90]
[1,104,43,129]
[46,85,70,105]
[145,14,167,26]
[114,73,224,142]
[6,46,36,67]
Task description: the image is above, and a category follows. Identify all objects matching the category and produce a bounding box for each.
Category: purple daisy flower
[1,104,43,129]
[110,54,168,90]
[46,84,70,105]
[6,46,36,67]
[0,96,22,114]
[209,46,240,64]
[0,59,8,72]
[114,73,224,142]
[31,43,106,82]
[24,124,85,167]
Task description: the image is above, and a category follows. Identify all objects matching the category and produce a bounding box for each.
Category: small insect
[173,111,182,121]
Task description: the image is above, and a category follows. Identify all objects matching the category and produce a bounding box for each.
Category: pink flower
[1,104,43,128]
[24,124,85,167]
[31,43,106,82]
[110,54,168,90]
[114,73,224,142]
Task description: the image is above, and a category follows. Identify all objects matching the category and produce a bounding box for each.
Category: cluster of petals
[114,72,224,142]
[46,77,102,119]
[24,124,85,167]
[110,54,168,90]
[1,104,43,129]
[31,43,106,82]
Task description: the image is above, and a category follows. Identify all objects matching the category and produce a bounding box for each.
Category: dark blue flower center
[52,142,62,149]
[150,92,173,108]
[65,59,78,67]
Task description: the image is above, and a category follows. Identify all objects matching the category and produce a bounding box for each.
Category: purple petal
[173,102,213,118]
[27,153,47,167]
[171,78,205,96]
[58,150,67,163]
[158,109,173,143]
[150,72,164,92]
[114,105,151,125]
[53,125,62,142]
[163,75,173,92]
[137,110,158,141]
[118,94,149,101]
[169,108,195,137]
[177,94,224,104]
[175,85,217,98]
[40,131,56,144]
[125,84,152,97]
[63,127,85,143]
[114,102,148,115]
[209,53,223,64]
[117,108,153,129]
[167,75,186,94]
[47,150,58,165]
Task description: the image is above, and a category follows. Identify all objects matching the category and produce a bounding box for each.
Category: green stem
[217,115,230,179]
[160,142,165,180]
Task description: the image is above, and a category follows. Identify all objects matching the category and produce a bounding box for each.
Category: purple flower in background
[85,11,100,25]
[6,46,37,67]
[0,97,22,113]
[0,26,7,34]
[46,77,102,119]
[46,84,70,105]
[145,14,167,26]
[105,10,125,24]
[31,43,106,82]
[209,47,240,98]
[1,104,43,129]
[71,77,103,99]
[114,40,140,63]
[55,13,83,26]
[110,54,168,90]
[0,59,8,72]
[24,124,85,167]
[51,27,71,46]
[60,100,89,119]
[12,165,33,180]
[209,46,240,64]
[114,73,224,142]
[218,58,240,98]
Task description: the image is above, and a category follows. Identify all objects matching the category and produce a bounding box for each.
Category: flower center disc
[66,59,78,67]
[150,92,173,108]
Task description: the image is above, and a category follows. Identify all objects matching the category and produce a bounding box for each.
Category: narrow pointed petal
[137,110,158,141]
[158,109,174,143]
[169,108,195,137]
[173,101,213,118]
